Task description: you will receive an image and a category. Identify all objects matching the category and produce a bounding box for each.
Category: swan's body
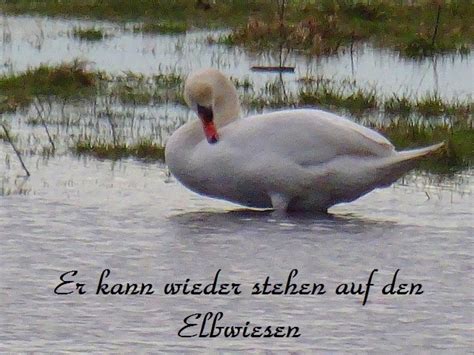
[165,68,443,212]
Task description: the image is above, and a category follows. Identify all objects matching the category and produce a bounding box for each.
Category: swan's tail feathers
[395,141,445,162]
[314,142,444,206]
[374,141,445,187]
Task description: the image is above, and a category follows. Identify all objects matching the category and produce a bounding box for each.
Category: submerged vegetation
[72,26,107,41]
[0,1,472,57]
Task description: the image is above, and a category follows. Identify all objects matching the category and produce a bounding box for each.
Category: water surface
[1,15,473,99]
[0,14,473,352]
[0,156,472,352]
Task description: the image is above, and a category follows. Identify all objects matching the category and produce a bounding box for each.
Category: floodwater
[1,15,473,352]
[1,15,474,99]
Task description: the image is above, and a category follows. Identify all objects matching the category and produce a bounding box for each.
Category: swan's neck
[169,73,241,154]
[213,79,240,128]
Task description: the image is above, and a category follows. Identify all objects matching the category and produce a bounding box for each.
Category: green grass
[0,63,186,110]
[72,26,107,41]
[1,62,470,119]
[1,62,472,170]
[133,22,188,34]
[219,1,473,57]
[299,86,377,113]
[69,122,472,171]
[73,139,165,161]
[0,61,96,110]
[1,1,472,56]
[378,123,473,174]
[383,94,413,116]
[107,72,185,106]
[295,77,471,118]
[231,76,253,91]
[154,72,183,88]
[0,0,276,26]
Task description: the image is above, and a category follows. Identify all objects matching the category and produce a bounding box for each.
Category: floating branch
[251,66,295,73]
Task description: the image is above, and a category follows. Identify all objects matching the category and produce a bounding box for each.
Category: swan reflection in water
[168,208,399,239]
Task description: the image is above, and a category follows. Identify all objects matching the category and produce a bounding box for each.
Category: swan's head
[184,68,240,144]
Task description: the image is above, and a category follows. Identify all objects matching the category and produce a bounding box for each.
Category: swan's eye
[197,104,213,123]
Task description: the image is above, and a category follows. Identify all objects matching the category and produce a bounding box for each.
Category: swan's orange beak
[202,121,219,144]
[197,104,219,144]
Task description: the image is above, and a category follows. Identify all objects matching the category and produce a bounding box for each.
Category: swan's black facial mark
[207,135,218,144]
[197,104,219,144]
[197,104,214,123]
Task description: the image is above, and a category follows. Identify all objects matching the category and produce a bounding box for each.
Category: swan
[165,68,444,212]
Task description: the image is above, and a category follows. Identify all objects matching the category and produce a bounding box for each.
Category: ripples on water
[0,15,473,352]
[0,157,472,352]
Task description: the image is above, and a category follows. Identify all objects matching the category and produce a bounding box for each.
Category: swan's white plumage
[165,68,443,212]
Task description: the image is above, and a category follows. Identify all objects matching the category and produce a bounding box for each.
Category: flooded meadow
[1,12,472,352]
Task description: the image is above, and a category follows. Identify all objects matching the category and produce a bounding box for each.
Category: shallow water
[0,155,472,352]
[0,14,473,352]
[1,15,473,99]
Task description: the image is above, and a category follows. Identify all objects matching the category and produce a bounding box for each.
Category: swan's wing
[308,109,394,149]
[187,109,398,208]
[221,109,395,168]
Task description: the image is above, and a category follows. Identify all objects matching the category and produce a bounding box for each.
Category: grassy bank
[1,0,472,57]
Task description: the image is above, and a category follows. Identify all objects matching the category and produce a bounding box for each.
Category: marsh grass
[220,17,355,56]
[74,139,165,161]
[0,62,96,108]
[299,85,377,113]
[378,122,473,173]
[0,63,186,109]
[1,63,470,120]
[133,22,187,34]
[1,1,471,57]
[384,92,472,118]
[296,78,471,118]
[72,27,107,41]
[415,93,472,117]
[107,72,185,106]
[154,72,183,88]
[1,62,472,168]
[231,76,254,91]
[383,94,413,116]
[0,0,276,26]
[397,36,469,58]
[219,1,473,57]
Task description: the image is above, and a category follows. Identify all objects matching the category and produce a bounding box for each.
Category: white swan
[165,68,443,212]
